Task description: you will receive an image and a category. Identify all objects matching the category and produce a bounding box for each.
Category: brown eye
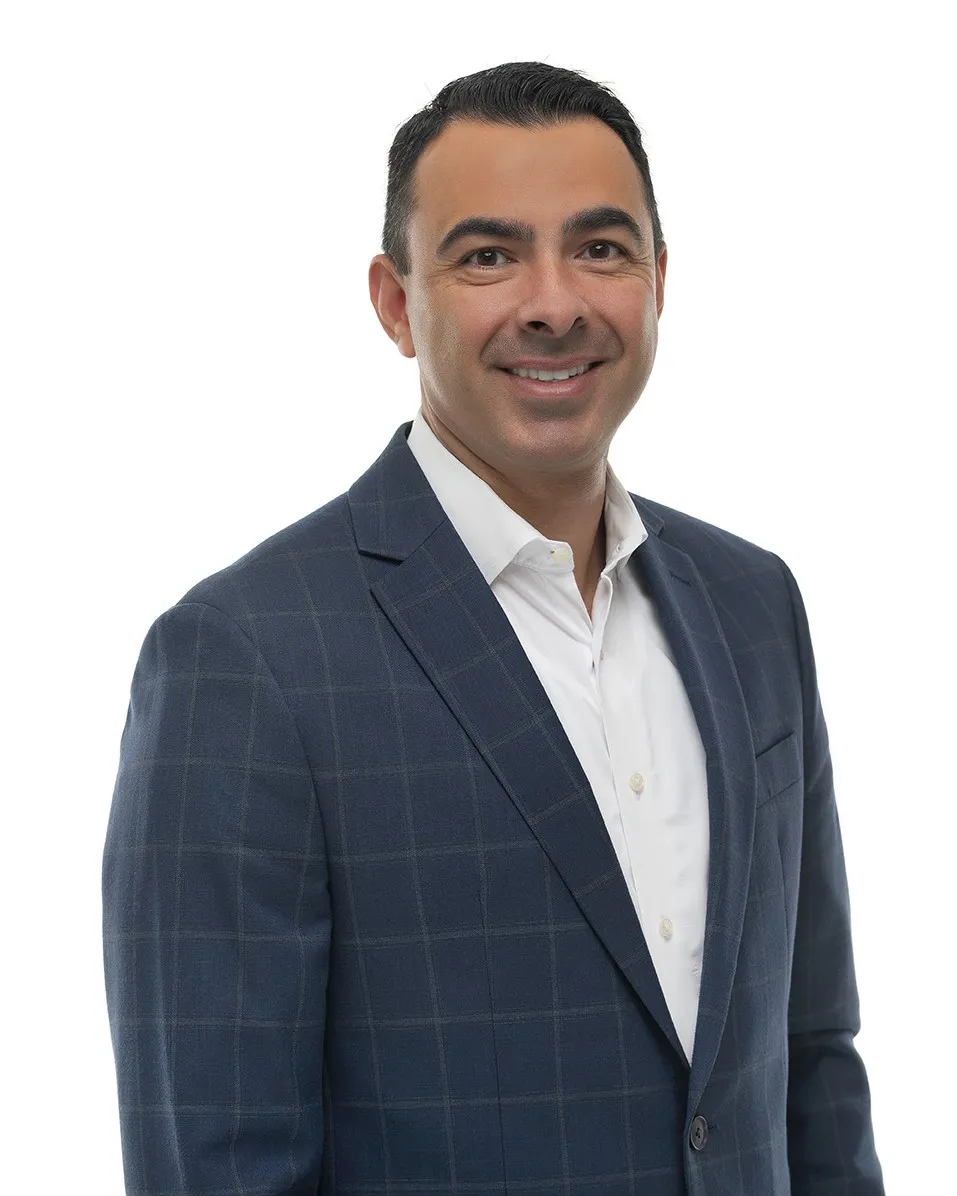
[585,242,625,260]
[463,249,508,270]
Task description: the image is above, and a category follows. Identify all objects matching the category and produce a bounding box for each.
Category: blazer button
[690,1114,709,1151]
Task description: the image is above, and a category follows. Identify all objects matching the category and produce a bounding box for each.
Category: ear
[655,242,667,319]
[368,254,416,358]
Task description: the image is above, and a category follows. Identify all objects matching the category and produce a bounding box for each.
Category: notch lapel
[347,424,759,1089]
[629,502,758,1106]
[349,425,684,1062]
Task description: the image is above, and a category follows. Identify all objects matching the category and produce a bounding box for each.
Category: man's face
[370,117,667,481]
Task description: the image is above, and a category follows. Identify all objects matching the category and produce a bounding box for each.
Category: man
[103,61,883,1194]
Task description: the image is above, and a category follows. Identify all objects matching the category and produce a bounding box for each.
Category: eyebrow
[435,204,645,259]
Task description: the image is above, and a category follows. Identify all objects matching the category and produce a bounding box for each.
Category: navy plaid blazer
[103,421,883,1194]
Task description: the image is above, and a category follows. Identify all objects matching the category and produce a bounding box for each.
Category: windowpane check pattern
[103,421,883,1194]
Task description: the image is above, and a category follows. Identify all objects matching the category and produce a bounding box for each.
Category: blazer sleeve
[102,600,330,1195]
[774,556,884,1194]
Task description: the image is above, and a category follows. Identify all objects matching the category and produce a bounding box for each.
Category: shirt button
[659,917,674,940]
[550,545,570,564]
[628,772,645,794]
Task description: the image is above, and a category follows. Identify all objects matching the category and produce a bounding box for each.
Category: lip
[497,360,605,399]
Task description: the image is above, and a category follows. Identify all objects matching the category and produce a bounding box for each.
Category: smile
[504,362,597,381]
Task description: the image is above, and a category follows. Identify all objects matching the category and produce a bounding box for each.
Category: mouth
[496,360,606,398]
[499,360,603,379]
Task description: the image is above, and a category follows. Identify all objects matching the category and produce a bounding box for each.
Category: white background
[2,2,952,1191]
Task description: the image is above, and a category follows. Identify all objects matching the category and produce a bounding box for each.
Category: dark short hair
[381,61,664,277]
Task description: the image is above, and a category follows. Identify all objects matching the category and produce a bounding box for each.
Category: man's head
[369,62,667,489]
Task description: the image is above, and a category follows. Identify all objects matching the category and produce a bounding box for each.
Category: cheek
[418,296,470,354]
[430,306,499,372]
[633,316,658,359]
[619,300,659,362]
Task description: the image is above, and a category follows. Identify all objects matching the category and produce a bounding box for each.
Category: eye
[583,241,628,261]
[461,248,510,270]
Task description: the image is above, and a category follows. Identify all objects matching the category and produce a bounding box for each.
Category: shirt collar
[407,409,647,585]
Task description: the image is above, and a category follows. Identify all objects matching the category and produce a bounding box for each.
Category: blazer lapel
[349,424,684,1062]
[630,501,758,1106]
[348,424,758,1090]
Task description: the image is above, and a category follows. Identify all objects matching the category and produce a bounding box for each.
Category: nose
[514,256,591,340]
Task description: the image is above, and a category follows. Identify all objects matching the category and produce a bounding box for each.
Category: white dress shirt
[406,410,710,1061]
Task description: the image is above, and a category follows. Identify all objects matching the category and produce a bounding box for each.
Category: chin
[500,431,603,471]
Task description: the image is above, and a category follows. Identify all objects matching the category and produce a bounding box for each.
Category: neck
[421,406,609,612]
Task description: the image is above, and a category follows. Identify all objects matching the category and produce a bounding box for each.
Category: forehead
[411,117,648,244]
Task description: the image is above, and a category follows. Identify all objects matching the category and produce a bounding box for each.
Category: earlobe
[394,327,416,359]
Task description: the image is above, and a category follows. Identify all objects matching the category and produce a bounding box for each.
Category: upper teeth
[508,362,592,381]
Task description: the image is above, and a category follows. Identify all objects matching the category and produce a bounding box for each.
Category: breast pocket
[752,730,804,978]
[754,730,802,808]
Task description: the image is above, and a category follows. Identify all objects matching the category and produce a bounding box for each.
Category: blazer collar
[406,409,648,585]
[347,420,667,561]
